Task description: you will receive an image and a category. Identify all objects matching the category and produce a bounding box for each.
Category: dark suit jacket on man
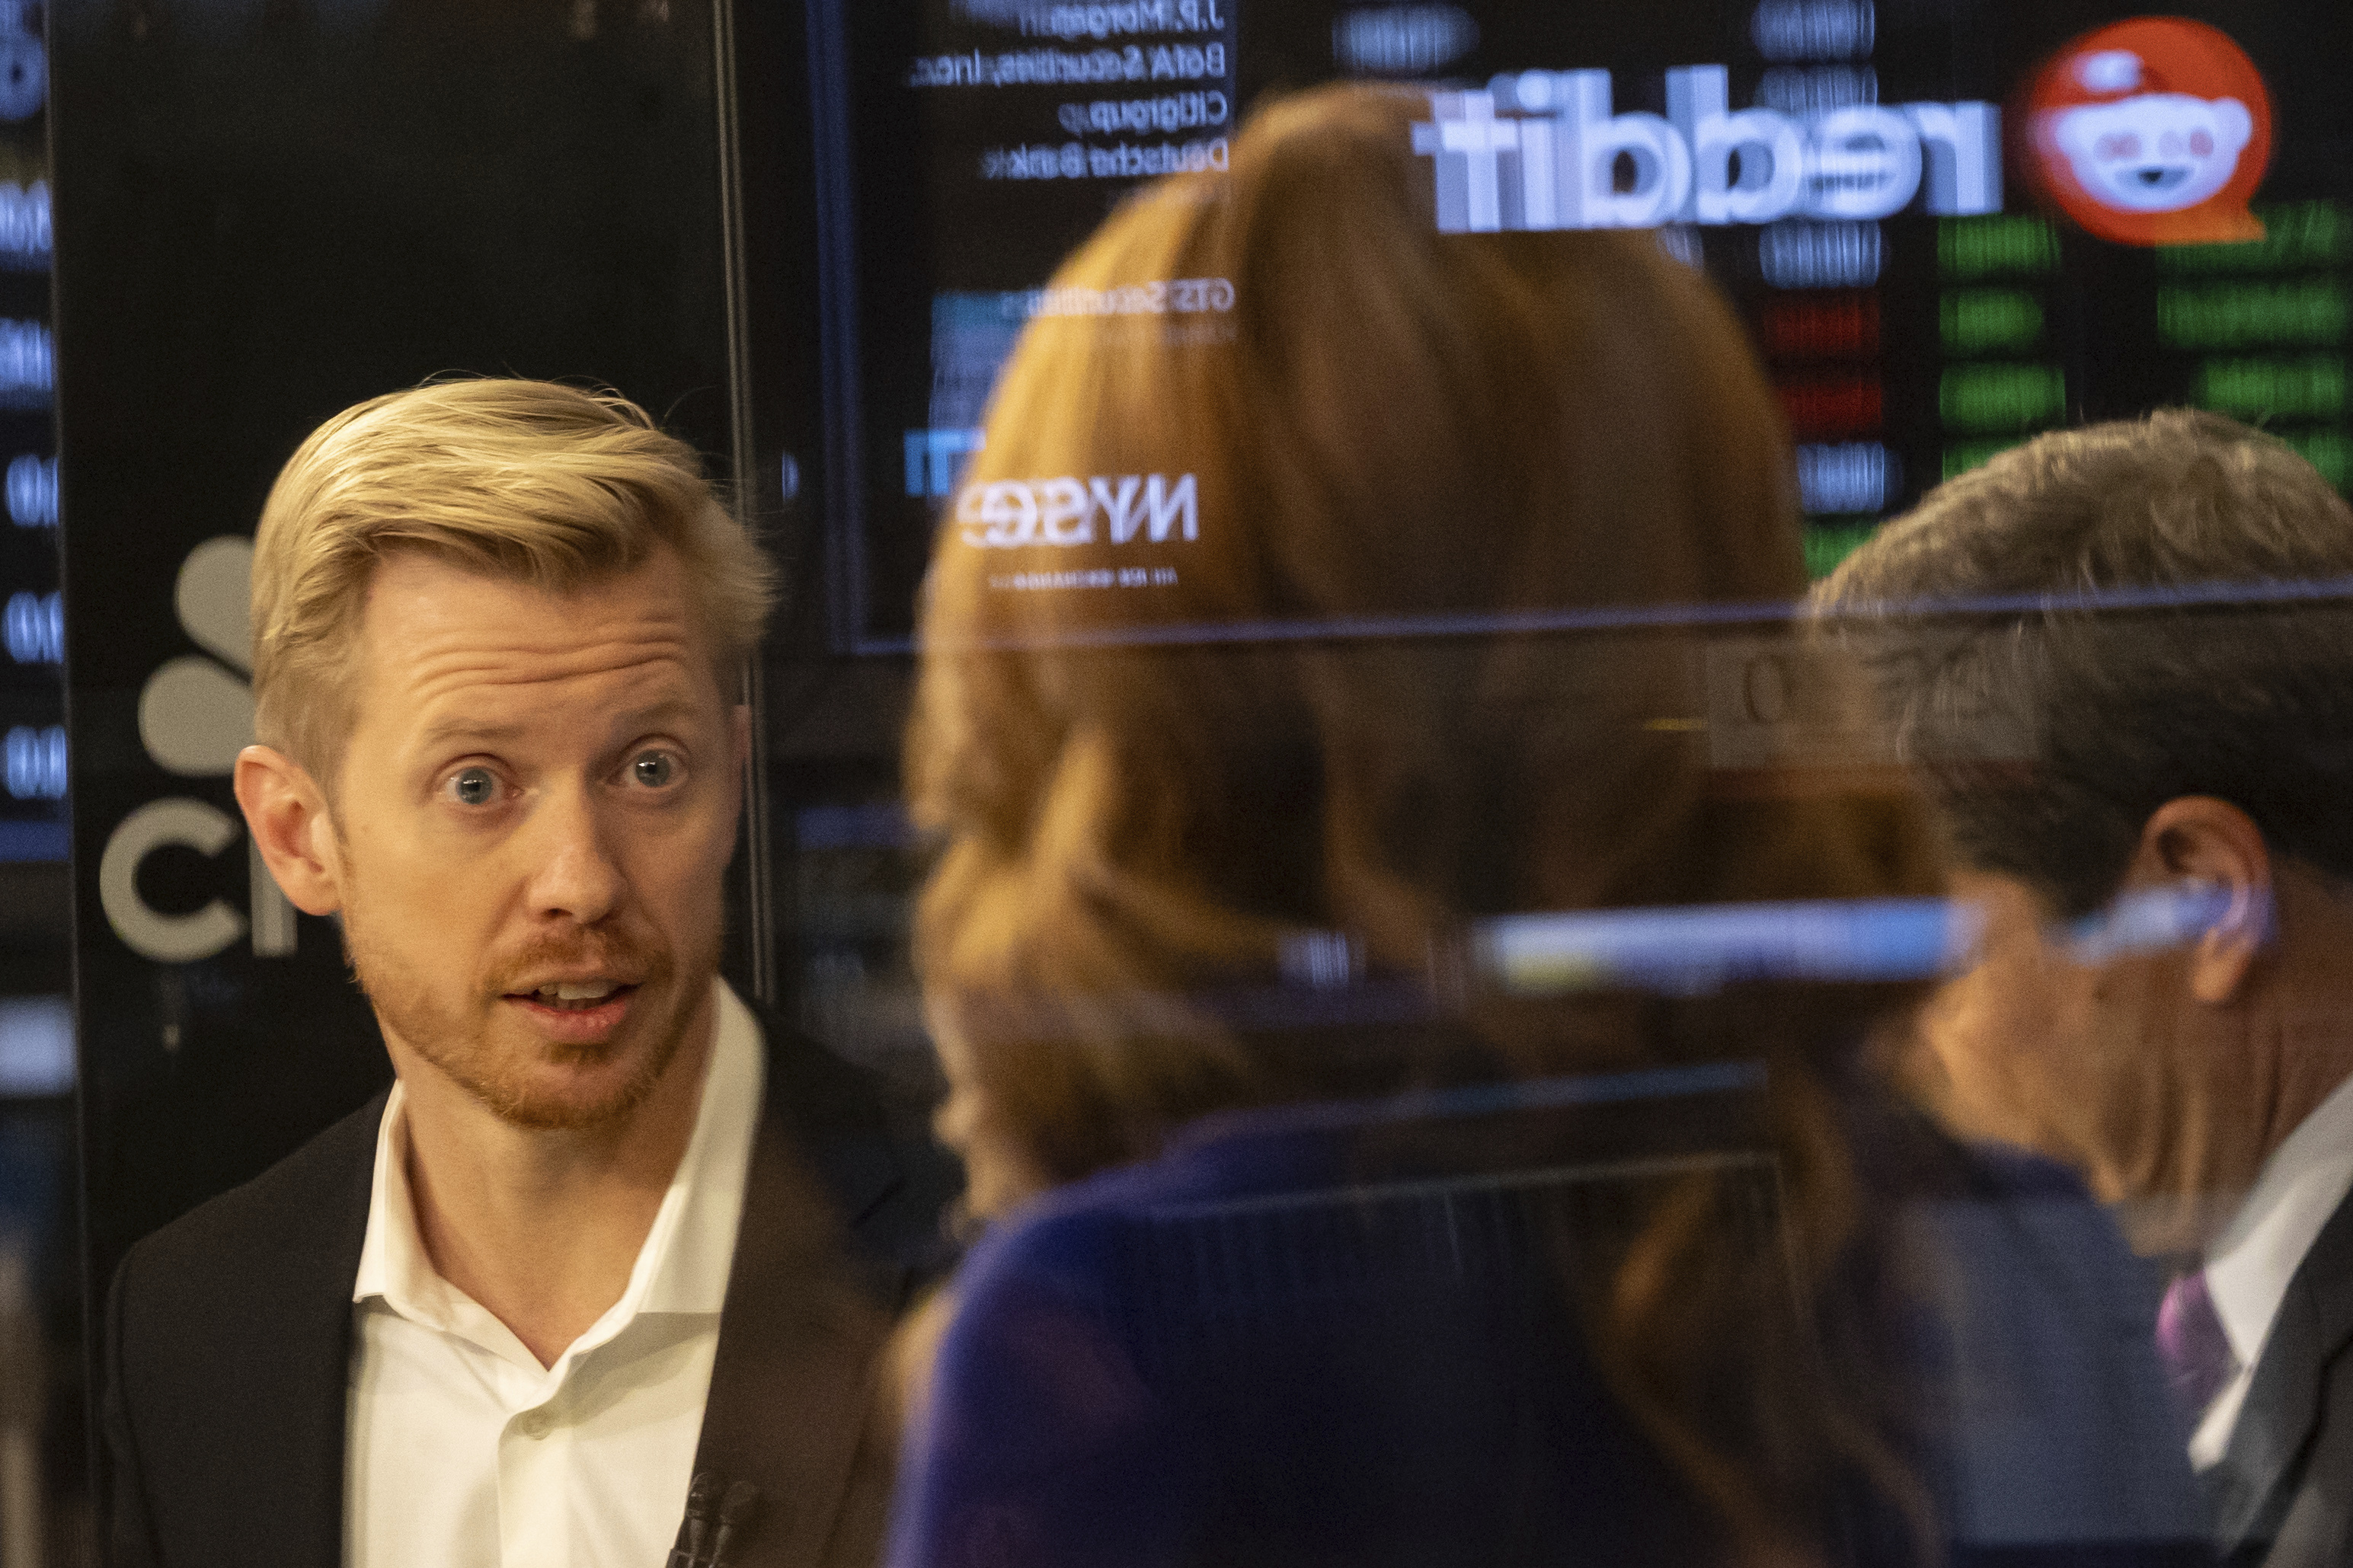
[2207,1184,2353,1568]
[100,1009,958,1568]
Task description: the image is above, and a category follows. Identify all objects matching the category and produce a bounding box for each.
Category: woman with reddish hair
[887,82,2204,1568]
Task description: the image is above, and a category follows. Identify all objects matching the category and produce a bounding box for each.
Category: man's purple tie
[2156,1267,2238,1418]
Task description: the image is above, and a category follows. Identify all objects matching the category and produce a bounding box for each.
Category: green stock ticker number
[1942,430,2348,497]
[1802,522,1878,581]
[1942,289,2044,355]
[1943,439,2024,483]
[2278,430,2353,489]
[1937,202,2342,283]
[1941,363,2066,433]
[2197,356,2347,422]
[2158,201,2352,274]
[2160,279,2350,350]
[1939,214,2060,280]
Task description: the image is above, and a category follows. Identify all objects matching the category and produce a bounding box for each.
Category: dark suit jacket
[2209,1184,2353,1568]
[101,1006,959,1568]
[888,1078,2211,1568]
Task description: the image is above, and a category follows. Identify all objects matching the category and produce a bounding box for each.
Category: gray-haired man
[1817,410,2353,1568]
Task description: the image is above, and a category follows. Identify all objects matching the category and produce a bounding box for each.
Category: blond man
[98,381,951,1568]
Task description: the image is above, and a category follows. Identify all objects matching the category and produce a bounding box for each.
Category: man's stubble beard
[340,864,722,1132]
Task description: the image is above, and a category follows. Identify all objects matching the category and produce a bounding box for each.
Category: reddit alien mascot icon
[2025,17,2272,247]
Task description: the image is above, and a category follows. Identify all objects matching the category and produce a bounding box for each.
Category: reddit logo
[2025,18,2271,246]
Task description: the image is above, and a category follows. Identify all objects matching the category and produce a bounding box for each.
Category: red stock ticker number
[1760,295,1881,359]
[1778,377,1884,438]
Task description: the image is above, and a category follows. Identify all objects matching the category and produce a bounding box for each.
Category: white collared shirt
[2188,1070,2353,1469]
[345,979,765,1568]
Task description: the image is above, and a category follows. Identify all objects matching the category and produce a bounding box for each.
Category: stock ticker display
[0,0,56,864]
[797,0,2353,647]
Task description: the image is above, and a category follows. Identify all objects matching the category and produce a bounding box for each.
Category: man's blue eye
[632,752,676,788]
[452,768,496,806]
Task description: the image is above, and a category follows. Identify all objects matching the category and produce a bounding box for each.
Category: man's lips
[500,982,641,1045]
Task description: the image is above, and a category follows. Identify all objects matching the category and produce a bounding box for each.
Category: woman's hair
[251,377,773,784]
[907,83,1945,1560]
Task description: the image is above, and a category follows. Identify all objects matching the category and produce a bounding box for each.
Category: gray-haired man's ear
[2133,795,2272,1007]
[234,743,347,917]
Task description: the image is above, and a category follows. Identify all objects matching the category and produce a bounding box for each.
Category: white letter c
[100,797,248,963]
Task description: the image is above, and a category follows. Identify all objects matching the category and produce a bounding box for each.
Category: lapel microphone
[668,1473,721,1568]
[711,1480,764,1566]
[670,1472,765,1568]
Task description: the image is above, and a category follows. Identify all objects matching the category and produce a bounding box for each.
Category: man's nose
[523,781,627,925]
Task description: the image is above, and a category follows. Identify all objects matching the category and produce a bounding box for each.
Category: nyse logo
[1412,65,2000,234]
[98,535,299,965]
[957,473,1197,548]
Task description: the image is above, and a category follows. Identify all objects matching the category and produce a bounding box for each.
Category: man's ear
[2131,795,2272,1005]
[233,745,345,916]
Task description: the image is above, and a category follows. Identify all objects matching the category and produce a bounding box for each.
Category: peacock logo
[98,537,298,963]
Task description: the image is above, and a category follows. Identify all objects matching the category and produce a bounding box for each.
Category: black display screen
[784,0,2353,650]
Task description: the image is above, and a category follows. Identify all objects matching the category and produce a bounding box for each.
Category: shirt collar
[2203,1068,2353,1369]
[353,979,766,1343]
[639,981,764,1314]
